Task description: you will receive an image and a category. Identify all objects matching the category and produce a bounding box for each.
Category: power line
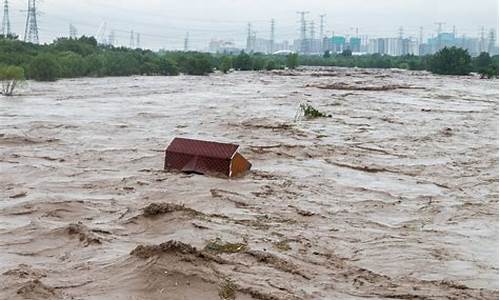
[1,0,10,35]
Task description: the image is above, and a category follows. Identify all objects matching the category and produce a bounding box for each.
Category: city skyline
[1,0,499,50]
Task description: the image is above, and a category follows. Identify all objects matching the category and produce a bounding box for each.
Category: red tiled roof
[166,138,239,160]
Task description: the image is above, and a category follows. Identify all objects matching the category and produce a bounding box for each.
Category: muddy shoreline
[0,68,498,299]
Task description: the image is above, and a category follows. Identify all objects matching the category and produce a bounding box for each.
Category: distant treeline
[0,35,498,82]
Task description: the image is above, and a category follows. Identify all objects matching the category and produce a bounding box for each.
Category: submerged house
[164,137,252,177]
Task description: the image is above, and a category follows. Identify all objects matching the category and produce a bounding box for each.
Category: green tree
[252,56,266,70]
[265,59,279,71]
[0,65,24,96]
[473,52,494,78]
[177,53,213,75]
[158,57,179,76]
[341,49,353,57]
[286,53,299,69]
[28,54,61,81]
[58,52,87,77]
[220,56,232,74]
[429,47,472,75]
[233,51,252,71]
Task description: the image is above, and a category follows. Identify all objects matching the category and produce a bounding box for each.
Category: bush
[28,54,61,81]
[299,104,331,119]
[429,47,472,75]
[0,65,24,96]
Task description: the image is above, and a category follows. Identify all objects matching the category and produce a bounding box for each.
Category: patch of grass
[219,280,237,300]
[204,238,247,254]
[300,104,331,119]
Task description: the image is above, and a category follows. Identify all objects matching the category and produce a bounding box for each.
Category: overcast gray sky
[6,0,499,50]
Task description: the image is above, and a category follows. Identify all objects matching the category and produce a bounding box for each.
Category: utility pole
[24,0,39,44]
[270,19,275,54]
[184,32,189,51]
[136,33,140,49]
[69,24,78,39]
[129,30,135,48]
[297,11,309,53]
[1,0,10,36]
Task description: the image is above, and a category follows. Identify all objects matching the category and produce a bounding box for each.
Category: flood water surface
[0,68,498,299]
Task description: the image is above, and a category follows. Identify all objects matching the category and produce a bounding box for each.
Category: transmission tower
[24,0,39,44]
[480,26,486,53]
[297,11,309,53]
[129,30,135,48]
[108,30,115,46]
[136,33,140,49]
[184,32,189,51]
[246,23,252,52]
[1,0,10,36]
[69,24,78,39]
[398,26,404,39]
[270,19,275,54]
[452,25,456,37]
[309,21,315,39]
[96,22,107,45]
[319,14,326,38]
[434,22,445,50]
[488,29,496,54]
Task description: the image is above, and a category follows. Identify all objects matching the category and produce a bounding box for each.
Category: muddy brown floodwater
[0,67,498,300]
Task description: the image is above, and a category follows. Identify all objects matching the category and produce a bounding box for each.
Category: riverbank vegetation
[0,35,497,83]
